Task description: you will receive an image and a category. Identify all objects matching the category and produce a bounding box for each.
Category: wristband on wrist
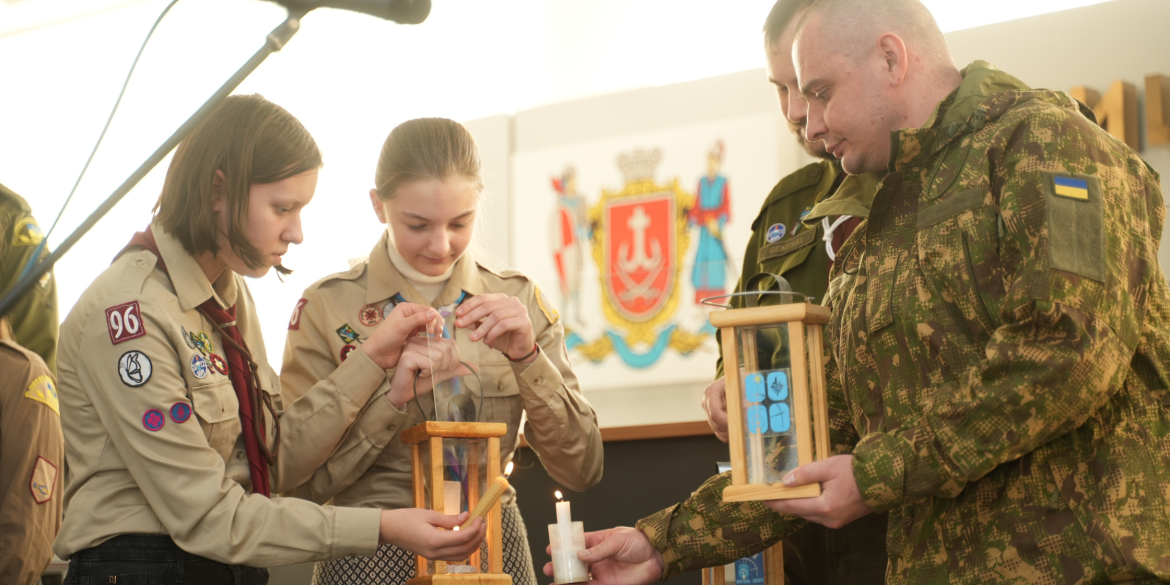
[507,342,539,363]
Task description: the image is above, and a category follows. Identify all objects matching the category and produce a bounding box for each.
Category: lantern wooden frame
[710,303,831,502]
[402,421,512,585]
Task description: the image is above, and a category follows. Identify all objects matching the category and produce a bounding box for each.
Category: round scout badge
[209,354,228,375]
[340,344,356,362]
[358,303,383,326]
[190,354,208,379]
[142,409,165,431]
[170,402,192,423]
[766,223,786,243]
[118,350,153,387]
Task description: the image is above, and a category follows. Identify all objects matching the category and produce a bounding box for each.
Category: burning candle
[548,491,588,584]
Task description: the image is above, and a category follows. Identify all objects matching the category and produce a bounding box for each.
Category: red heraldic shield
[604,193,675,322]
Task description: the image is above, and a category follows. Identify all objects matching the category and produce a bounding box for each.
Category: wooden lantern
[402,421,513,585]
[710,301,831,502]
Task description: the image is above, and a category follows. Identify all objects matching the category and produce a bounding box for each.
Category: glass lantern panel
[421,436,490,574]
[736,324,799,484]
[423,309,485,424]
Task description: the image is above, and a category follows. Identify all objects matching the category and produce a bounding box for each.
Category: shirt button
[236,452,245,460]
[135,259,146,266]
[535,376,545,385]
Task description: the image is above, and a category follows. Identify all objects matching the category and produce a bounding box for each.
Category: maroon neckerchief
[121,226,275,497]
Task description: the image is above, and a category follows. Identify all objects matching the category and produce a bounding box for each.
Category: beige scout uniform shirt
[53,221,395,566]
[281,231,603,509]
[0,340,63,585]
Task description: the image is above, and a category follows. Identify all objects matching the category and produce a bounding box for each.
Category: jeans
[783,511,890,585]
[62,534,269,585]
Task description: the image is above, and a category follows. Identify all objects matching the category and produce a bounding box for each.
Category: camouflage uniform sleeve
[0,207,58,375]
[851,97,1150,512]
[635,471,802,580]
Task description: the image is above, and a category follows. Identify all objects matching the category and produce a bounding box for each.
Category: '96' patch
[106,301,146,345]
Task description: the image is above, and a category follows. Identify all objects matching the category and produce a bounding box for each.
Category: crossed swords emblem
[614,205,665,303]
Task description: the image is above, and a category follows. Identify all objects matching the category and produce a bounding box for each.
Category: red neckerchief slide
[121,226,276,497]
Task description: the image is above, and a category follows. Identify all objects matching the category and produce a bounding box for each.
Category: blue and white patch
[190,354,208,379]
[766,223,786,243]
[118,350,153,387]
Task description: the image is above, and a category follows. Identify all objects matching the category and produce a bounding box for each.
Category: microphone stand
[0,7,309,318]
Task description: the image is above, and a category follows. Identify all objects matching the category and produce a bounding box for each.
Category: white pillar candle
[548,521,588,584]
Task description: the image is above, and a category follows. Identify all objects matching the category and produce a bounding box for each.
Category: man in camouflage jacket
[567,1,1170,583]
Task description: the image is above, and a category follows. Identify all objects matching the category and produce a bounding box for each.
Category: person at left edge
[0,316,64,585]
[282,117,604,585]
[0,181,59,375]
[54,94,485,584]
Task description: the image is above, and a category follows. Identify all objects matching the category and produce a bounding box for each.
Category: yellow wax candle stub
[460,476,509,530]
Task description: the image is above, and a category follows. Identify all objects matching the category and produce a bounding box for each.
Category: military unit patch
[190,354,208,379]
[142,409,165,431]
[12,217,44,247]
[359,303,383,326]
[209,354,228,375]
[336,323,359,344]
[170,402,192,423]
[24,375,60,416]
[191,331,212,356]
[766,223,786,243]
[118,350,152,387]
[288,298,308,330]
[340,344,356,362]
[105,301,146,345]
[29,456,56,504]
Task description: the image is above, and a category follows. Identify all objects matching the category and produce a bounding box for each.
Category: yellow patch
[24,375,59,416]
[534,285,560,325]
[12,217,44,247]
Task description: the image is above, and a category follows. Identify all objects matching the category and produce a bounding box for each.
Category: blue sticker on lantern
[767,371,788,401]
[170,402,192,423]
[735,552,765,585]
[142,409,165,432]
[747,405,768,434]
[769,403,791,433]
[744,373,766,402]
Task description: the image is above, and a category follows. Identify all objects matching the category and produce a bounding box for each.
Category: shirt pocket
[758,227,818,278]
[916,187,1005,343]
[190,378,242,458]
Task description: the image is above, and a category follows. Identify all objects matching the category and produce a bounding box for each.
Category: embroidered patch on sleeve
[359,303,383,326]
[118,350,153,387]
[13,217,44,247]
[336,323,359,344]
[142,409,165,431]
[340,344,356,362]
[1044,171,1105,282]
[24,375,60,416]
[534,285,560,325]
[190,354,208,379]
[288,298,308,330]
[105,301,146,345]
[29,456,57,504]
[170,402,192,423]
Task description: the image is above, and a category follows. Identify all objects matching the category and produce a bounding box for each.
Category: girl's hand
[453,293,537,364]
[364,303,442,370]
[386,337,477,409]
[378,508,485,560]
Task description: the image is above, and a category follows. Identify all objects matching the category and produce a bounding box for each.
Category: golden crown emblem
[616,149,662,183]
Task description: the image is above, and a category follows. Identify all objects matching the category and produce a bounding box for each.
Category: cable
[19,0,181,281]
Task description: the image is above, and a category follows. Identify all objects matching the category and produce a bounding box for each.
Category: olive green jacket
[0,183,58,374]
[639,61,1170,583]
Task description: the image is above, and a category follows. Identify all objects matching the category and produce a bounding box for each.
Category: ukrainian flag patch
[1053,176,1090,201]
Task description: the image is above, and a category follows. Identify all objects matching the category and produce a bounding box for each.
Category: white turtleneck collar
[385,233,457,304]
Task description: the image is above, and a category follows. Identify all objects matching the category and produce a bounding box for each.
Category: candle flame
[505,461,514,477]
[555,490,563,501]
[453,526,460,531]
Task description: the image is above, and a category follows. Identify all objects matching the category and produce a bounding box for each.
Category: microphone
[268,0,431,24]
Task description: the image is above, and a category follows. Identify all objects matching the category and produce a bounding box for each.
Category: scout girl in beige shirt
[282,117,604,585]
[54,95,484,585]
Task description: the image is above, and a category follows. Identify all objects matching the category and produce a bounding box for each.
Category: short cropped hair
[154,94,322,270]
[763,0,817,51]
[372,118,483,201]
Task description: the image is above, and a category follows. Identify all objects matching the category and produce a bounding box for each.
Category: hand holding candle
[549,490,588,584]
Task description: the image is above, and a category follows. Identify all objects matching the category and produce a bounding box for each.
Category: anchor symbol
[615,206,665,303]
